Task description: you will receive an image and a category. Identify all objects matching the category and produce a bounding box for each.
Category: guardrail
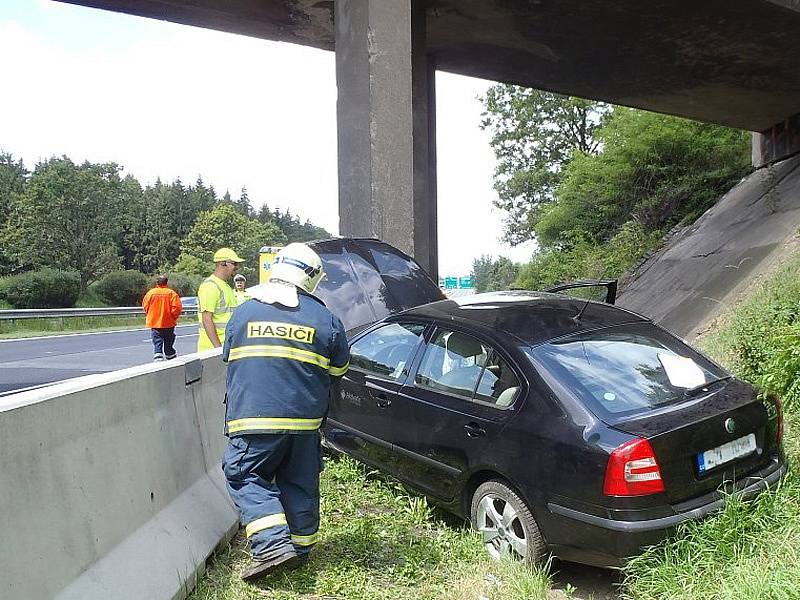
[0,306,198,320]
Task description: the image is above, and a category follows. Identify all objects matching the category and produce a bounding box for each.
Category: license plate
[697,433,757,474]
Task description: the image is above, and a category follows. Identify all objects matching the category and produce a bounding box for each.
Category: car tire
[470,480,546,565]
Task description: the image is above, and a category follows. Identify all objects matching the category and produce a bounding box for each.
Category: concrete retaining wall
[0,352,238,600]
[618,153,800,339]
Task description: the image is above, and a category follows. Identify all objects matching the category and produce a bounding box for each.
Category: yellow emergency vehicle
[259,246,283,285]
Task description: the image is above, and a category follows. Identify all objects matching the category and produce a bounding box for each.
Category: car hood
[304,238,444,333]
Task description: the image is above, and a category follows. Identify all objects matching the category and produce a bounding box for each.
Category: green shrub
[536,108,751,247]
[513,221,662,291]
[75,284,109,308]
[0,269,81,308]
[172,253,210,278]
[94,270,149,306]
[703,252,800,412]
[162,271,203,297]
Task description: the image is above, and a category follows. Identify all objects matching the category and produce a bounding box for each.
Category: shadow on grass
[549,559,622,600]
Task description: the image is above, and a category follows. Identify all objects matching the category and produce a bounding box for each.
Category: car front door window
[350,322,426,381]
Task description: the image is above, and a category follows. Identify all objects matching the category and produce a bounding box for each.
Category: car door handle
[375,393,392,408]
[464,422,486,437]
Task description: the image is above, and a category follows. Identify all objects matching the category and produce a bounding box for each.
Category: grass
[620,414,800,600]
[189,456,552,600]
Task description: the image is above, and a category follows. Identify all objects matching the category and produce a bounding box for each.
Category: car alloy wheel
[470,480,545,564]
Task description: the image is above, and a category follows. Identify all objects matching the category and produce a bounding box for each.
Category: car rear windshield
[527,323,728,418]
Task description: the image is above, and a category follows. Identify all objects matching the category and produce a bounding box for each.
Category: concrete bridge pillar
[335,0,438,280]
[753,113,800,167]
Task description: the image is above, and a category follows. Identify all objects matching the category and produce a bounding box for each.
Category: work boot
[241,550,302,582]
[153,354,165,361]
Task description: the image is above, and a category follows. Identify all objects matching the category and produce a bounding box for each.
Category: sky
[0,0,537,275]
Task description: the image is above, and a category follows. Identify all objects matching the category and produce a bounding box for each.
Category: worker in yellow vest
[197,248,245,351]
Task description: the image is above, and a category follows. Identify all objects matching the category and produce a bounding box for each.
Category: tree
[175,203,287,281]
[470,255,520,292]
[137,178,211,272]
[1,157,123,288]
[234,187,254,218]
[535,108,751,247]
[0,152,26,225]
[115,174,148,271]
[187,176,218,216]
[262,206,331,242]
[471,255,494,293]
[140,180,183,272]
[488,257,520,291]
[481,86,609,244]
[0,153,28,275]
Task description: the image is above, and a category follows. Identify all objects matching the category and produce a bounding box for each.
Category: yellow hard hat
[213,248,245,263]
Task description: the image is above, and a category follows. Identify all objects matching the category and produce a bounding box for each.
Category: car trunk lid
[608,379,773,504]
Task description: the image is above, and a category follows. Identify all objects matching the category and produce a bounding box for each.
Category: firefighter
[196,247,245,351]
[221,243,350,581]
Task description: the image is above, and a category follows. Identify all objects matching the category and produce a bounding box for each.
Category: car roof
[394,290,649,346]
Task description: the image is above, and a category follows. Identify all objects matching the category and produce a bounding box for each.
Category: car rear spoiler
[544,279,618,305]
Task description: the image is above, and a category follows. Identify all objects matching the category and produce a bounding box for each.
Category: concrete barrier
[0,351,238,600]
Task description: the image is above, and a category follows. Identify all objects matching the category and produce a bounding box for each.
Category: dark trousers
[223,433,322,558]
[151,327,176,359]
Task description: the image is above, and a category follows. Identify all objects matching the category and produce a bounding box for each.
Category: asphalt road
[0,324,199,394]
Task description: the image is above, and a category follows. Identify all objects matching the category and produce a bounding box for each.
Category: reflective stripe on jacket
[142,285,182,328]
[197,275,236,350]
[222,291,350,435]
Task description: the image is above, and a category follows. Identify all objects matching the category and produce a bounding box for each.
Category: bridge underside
[59,0,800,274]
[61,0,800,131]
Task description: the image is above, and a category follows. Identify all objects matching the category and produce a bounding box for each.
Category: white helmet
[268,243,325,294]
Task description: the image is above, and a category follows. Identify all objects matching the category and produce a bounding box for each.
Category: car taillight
[768,393,784,446]
[603,438,665,496]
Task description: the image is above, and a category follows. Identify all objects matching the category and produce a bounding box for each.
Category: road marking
[0,325,196,344]
[0,382,56,397]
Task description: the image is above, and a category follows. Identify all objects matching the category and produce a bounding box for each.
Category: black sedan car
[319,291,786,568]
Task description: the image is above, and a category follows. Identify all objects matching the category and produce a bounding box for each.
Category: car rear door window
[415,329,491,399]
[474,352,521,407]
[350,323,426,381]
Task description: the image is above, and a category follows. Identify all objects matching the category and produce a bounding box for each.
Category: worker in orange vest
[142,274,183,361]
